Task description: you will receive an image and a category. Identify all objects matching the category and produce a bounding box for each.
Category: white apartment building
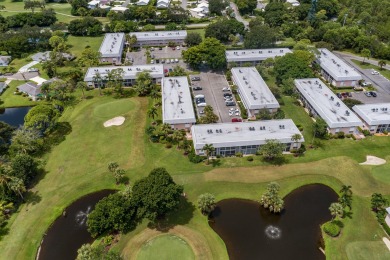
[226,48,292,66]
[231,67,280,117]
[352,103,390,133]
[294,78,362,134]
[316,48,362,87]
[129,30,187,47]
[99,33,125,64]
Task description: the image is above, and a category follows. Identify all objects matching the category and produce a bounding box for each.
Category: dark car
[336,93,342,98]
[159,47,163,50]
[226,101,236,106]
[193,86,202,90]
[191,76,201,81]
[370,91,377,97]
[196,98,206,104]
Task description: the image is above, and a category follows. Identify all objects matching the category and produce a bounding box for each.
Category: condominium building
[191,120,304,156]
[231,67,280,117]
[99,33,125,64]
[157,0,170,8]
[226,48,292,66]
[84,65,164,87]
[352,103,390,133]
[129,30,187,47]
[294,78,362,134]
[162,77,196,130]
[316,48,362,87]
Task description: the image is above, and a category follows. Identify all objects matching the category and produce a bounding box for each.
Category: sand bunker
[359,155,386,165]
[103,116,125,127]
[383,237,390,251]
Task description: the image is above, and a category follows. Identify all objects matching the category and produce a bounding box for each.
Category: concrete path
[230,2,248,28]
[30,76,47,85]
[383,237,390,252]
[334,51,390,71]
[18,61,39,73]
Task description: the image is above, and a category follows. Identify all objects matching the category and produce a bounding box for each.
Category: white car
[371,70,380,75]
[176,46,180,50]
[235,112,240,116]
[197,102,207,107]
[229,112,234,116]
[27,68,39,73]
[166,59,171,64]
[235,108,240,113]
[222,87,231,92]
[150,59,154,64]
[171,59,175,63]
[175,58,179,63]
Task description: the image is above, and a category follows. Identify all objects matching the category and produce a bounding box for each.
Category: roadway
[230,2,249,29]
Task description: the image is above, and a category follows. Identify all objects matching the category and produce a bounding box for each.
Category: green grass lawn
[136,234,195,260]
[351,59,390,80]
[186,29,205,39]
[0,80,39,108]
[0,91,389,260]
[67,35,104,58]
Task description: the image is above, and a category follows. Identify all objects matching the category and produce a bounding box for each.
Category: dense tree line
[205,18,245,43]
[68,17,103,36]
[0,26,52,57]
[0,9,56,31]
[252,0,390,60]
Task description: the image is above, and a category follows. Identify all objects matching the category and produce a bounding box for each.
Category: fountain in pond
[75,206,91,226]
[265,225,281,239]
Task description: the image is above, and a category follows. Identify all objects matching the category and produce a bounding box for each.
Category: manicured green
[372,159,390,184]
[351,59,390,80]
[67,36,104,58]
[0,91,389,260]
[346,241,390,260]
[136,234,195,260]
[186,29,205,39]
[0,80,39,108]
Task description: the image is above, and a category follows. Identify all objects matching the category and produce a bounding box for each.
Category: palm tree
[147,107,158,120]
[76,81,88,99]
[0,200,13,215]
[339,185,353,210]
[149,87,161,100]
[92,72,103,95]
[172,130,185,148]
[371,193,388,212]
[291,133,302,149]
[9,177,26,201]
[329,202,343,220]
[378,60,386,70]
[114,169,125,184]
[202,144,215,164]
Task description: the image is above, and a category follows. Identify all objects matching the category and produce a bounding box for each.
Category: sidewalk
[18,61,39,73]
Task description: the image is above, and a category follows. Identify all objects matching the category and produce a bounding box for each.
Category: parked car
[191,76,201,81]
[166,59,171,64]
[169,68,173,73]
[175,58,179,63]
[361,82,372,87]
[172,47,176,50]
[347,92,352,97]
[156,59,160,64]
[223,93,232,97]
[222,87,231,92]
[371,70,380,75]
[197,102,207,107]
[150,47,154,51]
[196,98,206,104]
[161,59,165,64]
[195,94,205,99]
[226,101,236,106]
[150,59,154,64]
[159,47,163,50]
[336,93,342,98]
[176,46,180,50]
[164,69,169,76]
[364,91,372,97]
[170,59,175,63]
[27,68,39,72]
[193,86,202,90]
[370,91,377,97]
[232,118,242,122]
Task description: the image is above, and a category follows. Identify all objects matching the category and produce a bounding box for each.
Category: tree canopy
[182,38,226,69]
[273,52,314,84]
[131,168,183,222]
[244,24,278,49]
[205,18,245,43]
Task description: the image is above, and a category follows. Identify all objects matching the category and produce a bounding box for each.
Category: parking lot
[349,90,390,104]
[127,46,187,67]
[191,71,241,123]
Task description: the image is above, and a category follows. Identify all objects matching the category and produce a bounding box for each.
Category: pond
[0,106,31,127]
[37,190,116,260]
[209,184,338,260]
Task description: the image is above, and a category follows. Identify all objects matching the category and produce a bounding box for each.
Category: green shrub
[323,221,341,237]
[383,130,388,135]
[362,130,371,136]
[188,151,205,163]
[290,149,297,153]
[235,152,243,157]
[337,131,345,139]
[246,156,253,161]
[165,143,172,149]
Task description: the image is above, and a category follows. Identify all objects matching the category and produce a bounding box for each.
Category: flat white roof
[191,119,303,150]
[317,48,362,81]
[162,77,196,125]
[84,65,164,81]
[232,67,279,110]
[352,103,390,126]
[130,30,187,42]
[99,33,125,58]
[294,78,362,128]
[226,48,292,63]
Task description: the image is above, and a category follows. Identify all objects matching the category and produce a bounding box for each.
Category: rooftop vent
[345,110,350,116]
[336,102,340,107]
[239,69,242,73]
[279,125,285,129]
[330,96,334,101]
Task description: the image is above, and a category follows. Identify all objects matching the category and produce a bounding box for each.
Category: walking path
[18,61,39,73]
[383,237,390,252]
[230,2,248,28]
[334,51,390,71]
